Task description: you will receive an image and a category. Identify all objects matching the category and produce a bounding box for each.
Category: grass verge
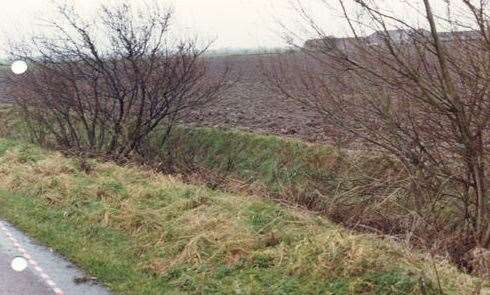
[0,105,482,270]
[0,138,482,294]
[151,127,403,212]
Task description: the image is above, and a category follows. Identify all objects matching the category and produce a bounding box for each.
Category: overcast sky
[0,0,483,53]
[2,0,298,51]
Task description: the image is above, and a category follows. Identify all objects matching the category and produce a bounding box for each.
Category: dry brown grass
[0,139,486,294]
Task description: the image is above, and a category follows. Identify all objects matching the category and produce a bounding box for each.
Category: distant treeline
[205,47,296,57]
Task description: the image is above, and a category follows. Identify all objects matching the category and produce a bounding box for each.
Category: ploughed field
[0,55,330,143]
[182,53,331,143]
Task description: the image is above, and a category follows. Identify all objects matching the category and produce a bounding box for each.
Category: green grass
[0,138,481,294]
[0,104,402,214]
[0,105,479,274]
[147,126,408,230]
[159,127,340,194]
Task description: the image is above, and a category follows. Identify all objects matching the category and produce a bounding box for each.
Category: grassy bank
[0,105,344,199]
[159,127,340,194]
[0,105,402,218]
[0,106,461,256]
[0,138,481,294]
[0,105,479,270]
[153,127,401,210]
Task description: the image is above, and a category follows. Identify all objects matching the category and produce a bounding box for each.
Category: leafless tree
[5,1,229,158]
[267,0,490,269]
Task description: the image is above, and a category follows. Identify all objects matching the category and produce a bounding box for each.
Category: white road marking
[0,221,65,295]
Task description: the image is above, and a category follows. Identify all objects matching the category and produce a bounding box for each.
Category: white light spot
[11,256,28,272]
[11,60,28,75]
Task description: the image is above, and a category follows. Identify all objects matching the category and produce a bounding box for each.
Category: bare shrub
[267,0,490,269]
[5,1,229,159]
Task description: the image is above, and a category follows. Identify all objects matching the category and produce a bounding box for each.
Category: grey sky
[1,0,298,50]
[0,0,483,52]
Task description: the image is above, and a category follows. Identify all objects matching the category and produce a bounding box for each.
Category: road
[0,251,53,295]
[0,220,112,295]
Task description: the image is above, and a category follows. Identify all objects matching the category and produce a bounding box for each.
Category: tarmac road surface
[0,251,53,295]
[0,220,112,295]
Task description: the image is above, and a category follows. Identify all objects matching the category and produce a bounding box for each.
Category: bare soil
[1,55,331,143]
[182,54,330,143]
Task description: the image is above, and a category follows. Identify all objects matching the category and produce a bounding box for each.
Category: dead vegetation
[265,0,490,274]
[0,139,484,294]
[0,0,489,286]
